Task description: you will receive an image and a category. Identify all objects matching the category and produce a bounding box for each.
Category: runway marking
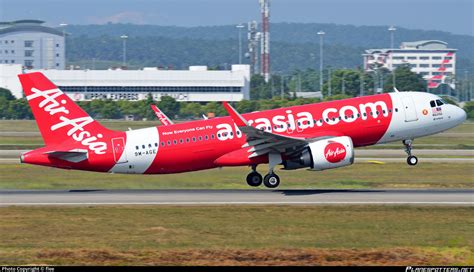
[1,201,472,206]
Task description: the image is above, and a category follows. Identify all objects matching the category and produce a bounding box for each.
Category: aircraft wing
[223,102,318,159]
[45,149,88,163]
[151,105,174,125]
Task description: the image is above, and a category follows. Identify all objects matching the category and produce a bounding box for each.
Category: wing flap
[222,102,308,159]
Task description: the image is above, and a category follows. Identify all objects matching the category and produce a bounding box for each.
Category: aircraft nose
[452,105,467,125]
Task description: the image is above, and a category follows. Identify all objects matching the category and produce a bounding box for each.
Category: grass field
[1,120,472,133]
[0,205,472,265]
[1,162,473,189]
[1,120,472,149]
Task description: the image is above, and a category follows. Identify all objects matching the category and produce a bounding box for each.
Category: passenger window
[161,142,165,147]
[154,143,158,147]
[135,146,139,150]
[142,145,145,149]
[167,141,171,146]
[395,108,398,112]
[180,139,184,143]
[192,137,196,142]
[173,140,177,145]
[205,135,209,140]
[199,136,203,141]
[148,144,152,148]
[430,100,436,107]
[186,138,190,143]
[211,134,215,139]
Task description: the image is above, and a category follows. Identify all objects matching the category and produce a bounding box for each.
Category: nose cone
[452,105,467,126]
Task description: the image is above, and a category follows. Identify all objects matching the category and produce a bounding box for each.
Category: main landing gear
[246,153,282,188]
[246,166,263,187]
[403,139,418,166]
[246,167,281,188]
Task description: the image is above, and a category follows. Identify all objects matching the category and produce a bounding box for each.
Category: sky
[0,0,472,36]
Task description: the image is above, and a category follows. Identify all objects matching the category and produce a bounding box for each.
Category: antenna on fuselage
[393,87,400,93]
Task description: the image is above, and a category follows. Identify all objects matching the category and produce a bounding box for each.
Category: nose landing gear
[403,139,418,166]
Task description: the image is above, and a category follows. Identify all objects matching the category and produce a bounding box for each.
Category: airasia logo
[26,87,107,155]
[324,141,346,163]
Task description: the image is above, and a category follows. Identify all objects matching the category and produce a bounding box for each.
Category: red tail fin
[18,72,114,151]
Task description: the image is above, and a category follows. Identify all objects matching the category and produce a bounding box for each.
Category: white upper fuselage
[378,92,466,144]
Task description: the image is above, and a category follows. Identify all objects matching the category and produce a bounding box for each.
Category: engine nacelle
[282,136,354,171]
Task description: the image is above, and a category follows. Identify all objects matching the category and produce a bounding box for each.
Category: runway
[1,189,472,206]
[1,149,473,164]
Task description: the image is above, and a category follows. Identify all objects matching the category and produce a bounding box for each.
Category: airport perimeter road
[0,189,472,206]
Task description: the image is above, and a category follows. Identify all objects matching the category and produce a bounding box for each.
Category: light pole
[317,31,325,95]
[328,67,332,97]
[341,70,345,95]
[120,35,128,67]
[388,26,396,48]
[280,75,285,99]
[59,23,67,69]
[388,26,397,89]
[236,24,245,64]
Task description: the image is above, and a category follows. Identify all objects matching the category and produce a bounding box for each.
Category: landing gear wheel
[246,172,263,187]
[407,155,418,166]
[263,173,280,188]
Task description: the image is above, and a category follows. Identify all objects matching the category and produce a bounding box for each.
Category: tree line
[1,65,472,121]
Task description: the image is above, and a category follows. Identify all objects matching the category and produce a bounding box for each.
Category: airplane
[19,72,466,188]
[150,105,208,125]
[151,105,174,125]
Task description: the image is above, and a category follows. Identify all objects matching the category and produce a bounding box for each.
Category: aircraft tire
[246,172,263,187]
[407,155,418,166]
[263,173,280,188]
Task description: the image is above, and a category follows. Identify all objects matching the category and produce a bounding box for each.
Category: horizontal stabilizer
[45,149,88,163]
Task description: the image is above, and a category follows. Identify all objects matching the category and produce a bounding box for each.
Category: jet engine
[282,136,354,171]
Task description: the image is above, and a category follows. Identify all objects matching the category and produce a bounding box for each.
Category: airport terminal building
[363,40,456,89]
[0,20,65,70]
[1,64,251,102]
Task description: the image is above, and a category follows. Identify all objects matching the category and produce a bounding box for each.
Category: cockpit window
[436,99,444,106]
[430,100,436,107]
